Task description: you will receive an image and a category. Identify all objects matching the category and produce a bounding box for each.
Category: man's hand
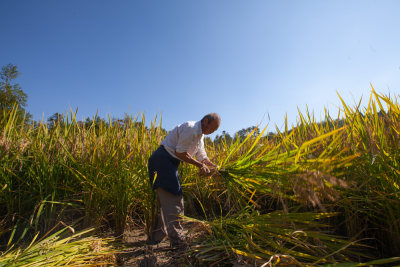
[201,158,217,168]
[199,164,211,176]
[174,152,215,176]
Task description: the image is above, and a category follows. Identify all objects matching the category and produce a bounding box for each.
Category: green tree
[48,112,64,129]
[0,64,30,120]
[213,130,233,147]
[235,126,260,140]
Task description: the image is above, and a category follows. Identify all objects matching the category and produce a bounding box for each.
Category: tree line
[2,64,263,143]
[2,64,350,146]
[0,64,156,132]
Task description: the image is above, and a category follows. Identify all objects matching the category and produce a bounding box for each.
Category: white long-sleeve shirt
[161,120,208,162]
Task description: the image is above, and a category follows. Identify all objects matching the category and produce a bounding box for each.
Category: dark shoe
[146,239,161,246]
[170,239,188,250]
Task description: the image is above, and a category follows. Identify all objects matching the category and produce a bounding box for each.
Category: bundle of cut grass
[0,227,116,266]
[188,211,365,265]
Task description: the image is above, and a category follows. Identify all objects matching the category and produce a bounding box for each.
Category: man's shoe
[146,239,161,246]
[170,239,188,250]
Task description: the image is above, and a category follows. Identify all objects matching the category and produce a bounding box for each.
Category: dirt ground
[116,223,255,267]
[117,226,193,267]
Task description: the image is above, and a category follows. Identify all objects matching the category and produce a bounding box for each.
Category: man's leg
[156,187,185,246]
[148,192,167,244]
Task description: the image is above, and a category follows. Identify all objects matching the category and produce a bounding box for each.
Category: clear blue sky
[1,0,399,137]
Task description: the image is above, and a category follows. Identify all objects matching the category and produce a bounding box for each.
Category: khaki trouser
[150,187,184,243]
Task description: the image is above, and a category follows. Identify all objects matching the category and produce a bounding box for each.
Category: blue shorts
[148,146,182,195]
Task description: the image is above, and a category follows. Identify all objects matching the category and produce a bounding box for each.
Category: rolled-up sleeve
[195,139,208,162]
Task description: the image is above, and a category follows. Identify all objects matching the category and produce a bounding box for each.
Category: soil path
[118,228,191,267]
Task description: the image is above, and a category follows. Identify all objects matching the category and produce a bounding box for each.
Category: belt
[160,145,180,164]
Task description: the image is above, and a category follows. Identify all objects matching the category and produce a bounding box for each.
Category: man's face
[202,119,220,135]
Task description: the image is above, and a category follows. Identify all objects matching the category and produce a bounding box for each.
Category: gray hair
[201,113,221,125]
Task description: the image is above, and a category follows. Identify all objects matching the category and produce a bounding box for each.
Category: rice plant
[186,88,400,265]
[1,88,400,266]
[0,225,116,266]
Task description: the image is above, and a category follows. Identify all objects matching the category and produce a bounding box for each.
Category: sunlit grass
[0,226,116,266]
[1,88,400,265]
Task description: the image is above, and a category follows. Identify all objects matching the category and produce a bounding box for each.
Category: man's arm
[194,138,216,174]
[175,151,211,174]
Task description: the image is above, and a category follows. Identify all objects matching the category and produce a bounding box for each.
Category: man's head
[201,113,221,135]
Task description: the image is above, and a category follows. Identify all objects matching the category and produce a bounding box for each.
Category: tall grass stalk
[0,226,116,266]
[1,88,400,265]
[188,89,400,264]
[1,108,163,241]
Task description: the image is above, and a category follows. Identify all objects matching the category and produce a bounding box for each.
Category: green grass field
[1,88,400,266]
